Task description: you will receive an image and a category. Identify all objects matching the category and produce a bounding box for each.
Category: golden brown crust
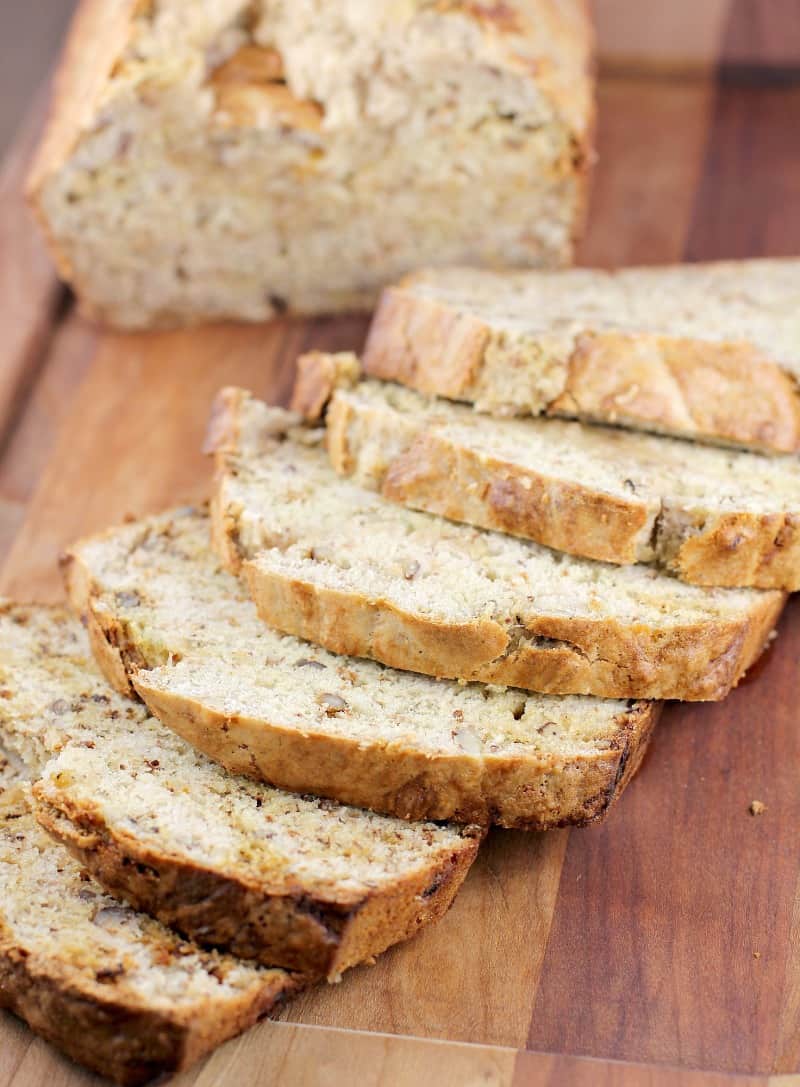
[32,791,476,979]
[73,548,651,828]
[550,332,800,455]
[26,0,140,291]
[325,381,800,589]
[665,511,800,590]
[326,391,655,566]
[243,560,785,701]
[60,550,140,696]
[290,351,361,422]
[364,287,800,456]
[131,671,655,830]
[64,494,657,829]
[364,286,492,400]
[0,915,294,1087]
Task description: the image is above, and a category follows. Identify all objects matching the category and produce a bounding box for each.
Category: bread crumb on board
[749,800,767,816]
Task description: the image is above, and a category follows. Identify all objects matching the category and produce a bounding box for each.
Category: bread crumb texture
[0,602,478,976]
[211,390,784,701]
[363,260,800,454]
[31,0,593,327]
[317,360,800,589]
[63,512,655,828]
[0,789,295,1085]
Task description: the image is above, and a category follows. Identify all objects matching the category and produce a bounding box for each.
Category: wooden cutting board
[2,69,800,1087]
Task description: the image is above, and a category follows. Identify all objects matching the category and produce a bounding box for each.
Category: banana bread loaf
[29,0,593,328]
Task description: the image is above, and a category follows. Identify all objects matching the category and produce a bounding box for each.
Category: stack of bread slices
[3,258,799,1083]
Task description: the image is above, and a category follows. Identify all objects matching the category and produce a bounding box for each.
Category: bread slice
[295,352,800,590]
[62,513,656,829]
[209,389,785,701]
[0,745,26,793]
[363,261,800,455]
[28,0,592,329]
[0,603,478,978]
[0,787,297,1086]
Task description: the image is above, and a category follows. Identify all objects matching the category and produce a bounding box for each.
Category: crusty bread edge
[0,930,291,1086]
[32,780,479,980]
[363,278,800,455]
[134,669,658,829]
[0,863,294,1087]
[26,0,141,299]
[325,378,800,589]
[57,548,484,970]
[243,557,785,701]
[325,385,657,566]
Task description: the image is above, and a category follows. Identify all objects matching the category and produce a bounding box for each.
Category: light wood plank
[0,316,366,599]
[178,1022,515,1087]
[578,78,715,267]
[283,830,568,1047]
[0,1026,103,1087]
[593,0,731,74]
[513,1048,768,1086]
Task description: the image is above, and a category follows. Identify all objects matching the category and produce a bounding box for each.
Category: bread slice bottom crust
[0,793,298,1086]
[243,556,783,702]
[363,267,800,456]
[0,602,478,980]
[315,360,800,590]
[33,791,478,980]
[63,510,658,829]
[208,387,786,702]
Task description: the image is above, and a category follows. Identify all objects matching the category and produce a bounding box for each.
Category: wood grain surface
[1,8,800,1086]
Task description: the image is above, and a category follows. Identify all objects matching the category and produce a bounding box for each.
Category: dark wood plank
[0,88,65,450]
[528,75,800,1075]
[578,78,715,266]
[722,0,800,73]
[0,1,76,156]
[528,616,800,1073]
[686,84,800,260]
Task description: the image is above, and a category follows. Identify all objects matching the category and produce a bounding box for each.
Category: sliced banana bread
[62,515,656,829]
[363,260,800,454]
[295,352,800,589]
[209,389,785,701]
[0,786,297,1086]
[0,603,478,978]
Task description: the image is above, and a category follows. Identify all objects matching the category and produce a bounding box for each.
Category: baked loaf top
[29,0,592,328]
[210,388,785,701]
[0,787,296,1086]
[299,352,800,589]
[0,602,476,977]
[63,509,655,829]
[364,260,800,454]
